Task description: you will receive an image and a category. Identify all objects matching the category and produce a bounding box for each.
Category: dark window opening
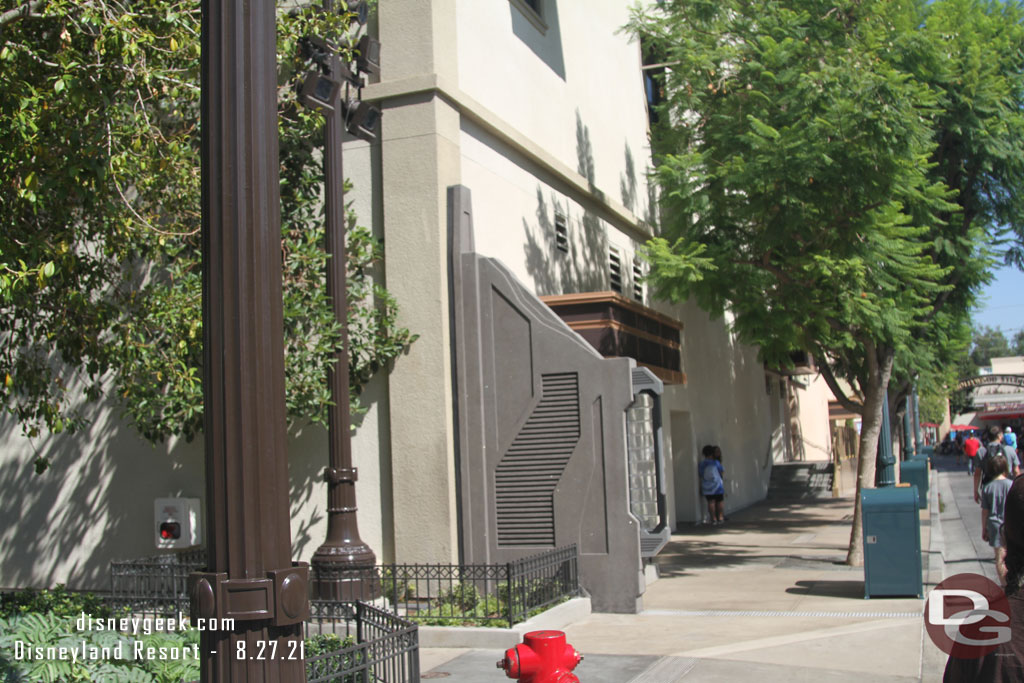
[641,40,666,128]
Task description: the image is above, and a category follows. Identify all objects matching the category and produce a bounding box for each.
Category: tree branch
[816,356,864,416]
[0,0,46,27]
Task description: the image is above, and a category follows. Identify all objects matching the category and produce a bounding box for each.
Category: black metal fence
[109,544,579,629]
[108,553,418,682]
[304,602,419,683]
[107,548,204,619]
[309,544,580,627]
[106,545,577,681]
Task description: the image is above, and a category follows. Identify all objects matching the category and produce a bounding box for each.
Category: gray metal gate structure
[448,185,664,613]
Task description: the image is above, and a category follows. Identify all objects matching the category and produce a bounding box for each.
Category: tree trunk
[845,342,896,566]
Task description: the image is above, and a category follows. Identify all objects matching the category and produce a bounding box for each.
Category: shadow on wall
[620,143,637,216]
[509,0,565,80]
[788,382,807,461]
[522,112,609,296]
[619,143,657,227]
[0,399,341,591]
[681,300,775,510]
[0,406,204,591]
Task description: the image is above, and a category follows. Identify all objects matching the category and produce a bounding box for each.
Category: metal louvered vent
[555,214,569,253]
[640,535,664,555]
[609,247,622,293]
[495,373,581,547]
[632,258,644,302]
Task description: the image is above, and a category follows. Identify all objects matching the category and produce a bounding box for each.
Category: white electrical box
[154,498,201,549]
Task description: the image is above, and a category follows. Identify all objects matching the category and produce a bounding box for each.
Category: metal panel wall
[448,186,644,613]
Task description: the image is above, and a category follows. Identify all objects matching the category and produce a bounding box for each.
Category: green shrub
[380,567,413,604]
[0,612,196,683]
[0,585,113,620]
[305,633,363,683]
[435,582,480,613]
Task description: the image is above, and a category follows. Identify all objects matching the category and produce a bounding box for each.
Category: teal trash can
[861,487,923,598]
[900,459,928,509]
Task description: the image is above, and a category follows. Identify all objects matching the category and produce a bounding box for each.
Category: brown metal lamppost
[296,1,384,601]
[189,0,309,681]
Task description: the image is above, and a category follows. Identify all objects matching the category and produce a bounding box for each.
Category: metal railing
[310,544,580,627]
[104,544,575,681]
[305,602,419,683]
[108,554,419,682]
[107,548,205,619]
[109,544,579,628]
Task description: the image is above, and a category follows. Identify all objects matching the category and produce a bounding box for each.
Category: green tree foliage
[629,0,1023,564]
[0,1,413,470]
[970,325,1012,367]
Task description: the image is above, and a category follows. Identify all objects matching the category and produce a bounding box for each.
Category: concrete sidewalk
[421,451,990,682]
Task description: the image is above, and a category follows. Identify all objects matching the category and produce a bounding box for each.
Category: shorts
[987,519,1004,548]
[704,494,724,502]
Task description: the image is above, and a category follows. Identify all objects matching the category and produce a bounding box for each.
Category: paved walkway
[421,449,995,682]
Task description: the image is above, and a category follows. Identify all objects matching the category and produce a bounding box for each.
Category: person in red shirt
[965,432,982,476]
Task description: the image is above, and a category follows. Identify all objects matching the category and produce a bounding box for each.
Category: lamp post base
[310,542,382,601]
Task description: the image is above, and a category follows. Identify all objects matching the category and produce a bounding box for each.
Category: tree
[0,1,413,471]
[949,349,979,417]
[628,0,1018,565]
[970,325,1011,367]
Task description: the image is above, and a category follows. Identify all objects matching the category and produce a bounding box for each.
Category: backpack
[701,459,722,493]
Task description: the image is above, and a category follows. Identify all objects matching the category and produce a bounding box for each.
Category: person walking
[699,445,725,525]
[944,476,1024,680]
[981,453,1014,586]
[966,432,983,497]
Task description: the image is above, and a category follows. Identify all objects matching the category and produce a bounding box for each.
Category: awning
[977,405,1024,420]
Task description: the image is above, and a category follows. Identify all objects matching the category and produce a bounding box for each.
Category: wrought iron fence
[109,544,579,628]
[108,554,419,682]
[309,544,580,627]
[305,602,419,683]
[107,548,205,619]
[105,544,575,680]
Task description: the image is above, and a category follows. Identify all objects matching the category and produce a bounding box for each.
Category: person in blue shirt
[1006,427,1018,450]
[699,444,725,525]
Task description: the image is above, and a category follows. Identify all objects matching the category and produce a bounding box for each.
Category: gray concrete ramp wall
[448,185,644,613]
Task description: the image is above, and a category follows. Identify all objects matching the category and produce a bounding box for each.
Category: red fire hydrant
[497,630,583,682]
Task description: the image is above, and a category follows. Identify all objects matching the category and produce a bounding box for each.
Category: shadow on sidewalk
[657,495,858,575]
[786,579,865,599]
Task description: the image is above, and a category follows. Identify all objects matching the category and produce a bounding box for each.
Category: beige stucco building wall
[0,374,390,590]
[364,0,785,542]
[0,0,817,591]
[789,374,835,463]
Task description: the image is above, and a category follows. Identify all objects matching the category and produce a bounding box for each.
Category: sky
[971,265,1024,340]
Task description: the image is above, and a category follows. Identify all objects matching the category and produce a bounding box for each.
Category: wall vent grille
[555,214,569,253]
[495,372,581,547]
[632,258,644,302]
[609,247,623,293]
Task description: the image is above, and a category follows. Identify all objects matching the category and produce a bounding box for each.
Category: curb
[418,596,592,649]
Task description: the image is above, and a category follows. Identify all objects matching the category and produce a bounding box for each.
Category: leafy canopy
[0,1,413,470]
[631,0,954,386]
